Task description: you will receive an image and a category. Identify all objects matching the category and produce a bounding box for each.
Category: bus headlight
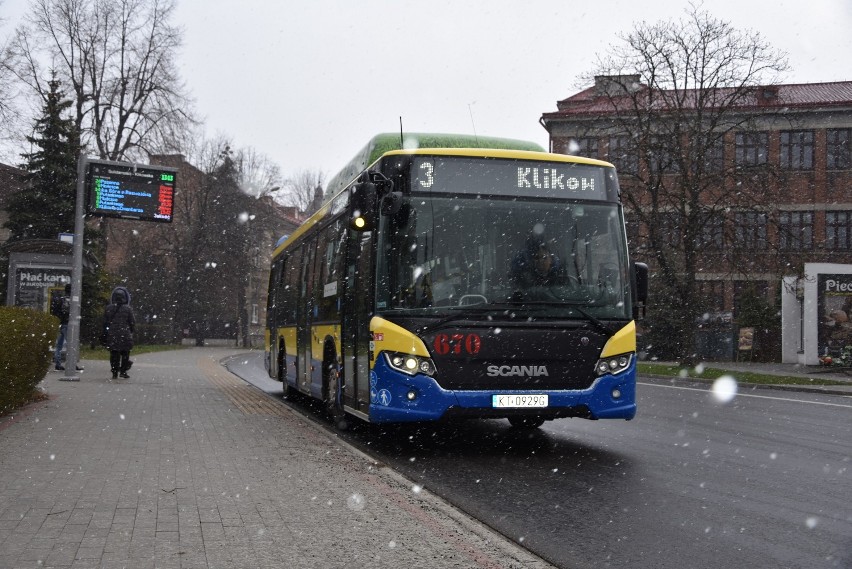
[595,353,632,376]
[385,352,436,377]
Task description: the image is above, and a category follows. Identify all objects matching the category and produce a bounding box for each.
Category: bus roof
[324,133,545,199]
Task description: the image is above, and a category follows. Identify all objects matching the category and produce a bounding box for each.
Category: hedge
[0,306,56,415]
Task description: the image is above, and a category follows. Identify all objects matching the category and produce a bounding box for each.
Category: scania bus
[265,133,647,429]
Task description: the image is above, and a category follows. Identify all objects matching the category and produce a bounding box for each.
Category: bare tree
[233,146,283,197]
[117,134,288,346]
[581,5,789,362]
[0,5,20,147]
[7,0,194,161]
[280,168,325,216]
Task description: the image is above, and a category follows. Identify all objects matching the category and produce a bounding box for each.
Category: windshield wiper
[415,303,525,335]
[502,300,616,336]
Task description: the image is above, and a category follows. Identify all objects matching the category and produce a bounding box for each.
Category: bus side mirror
[349,177,378,231]
[380,191,404,216]
[632,261,648,320]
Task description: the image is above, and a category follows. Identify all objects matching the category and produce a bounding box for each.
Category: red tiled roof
[543,81,852,120]
[776,81,852,104]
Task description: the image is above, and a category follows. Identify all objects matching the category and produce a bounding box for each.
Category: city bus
[265,134,648,429]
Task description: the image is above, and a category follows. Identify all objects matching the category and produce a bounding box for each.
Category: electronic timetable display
[86,160,177,223]
[410,156,609,201]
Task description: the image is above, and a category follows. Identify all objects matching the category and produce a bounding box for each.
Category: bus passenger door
[342,231,374,414]
[297,244,316,393]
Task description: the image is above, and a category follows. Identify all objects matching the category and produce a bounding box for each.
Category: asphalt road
[225,352,852,569]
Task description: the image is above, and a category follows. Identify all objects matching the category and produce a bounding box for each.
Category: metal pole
[62,155,87,381]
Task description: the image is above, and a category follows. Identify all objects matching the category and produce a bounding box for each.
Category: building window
[827,129,851,170]
[251,303,259,325]
[686,135,726,176]
[780,130,814,170]
[695,135,725,173]
[648,135,681,174]
[698,211,725,249]
[697,280,726,312]
[570,137,598,158]
[607,135,638,174]
[655,211,681,247]
[778,211,814,250]
[733,281,769,317]
[826,211,852,250]
[734,211,767,249]
[735,132,768,167]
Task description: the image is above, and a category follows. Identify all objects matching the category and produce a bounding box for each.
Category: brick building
[1,154,305,347]
[540,77,852,360]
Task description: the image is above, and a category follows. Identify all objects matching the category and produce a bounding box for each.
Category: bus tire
[508,417,545,429]
[324,355,348,431]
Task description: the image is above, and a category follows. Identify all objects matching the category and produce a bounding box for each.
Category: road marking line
[638,382,852,408]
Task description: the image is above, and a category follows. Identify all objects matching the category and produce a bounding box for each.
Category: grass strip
[637,362,849,386]
[80,344,189,361]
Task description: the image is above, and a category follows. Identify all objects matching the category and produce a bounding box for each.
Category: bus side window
[303,239,318,313]
[321,219,346,320]
[269,257,284,327]
[283,248,302,324]
[314,224,333,321]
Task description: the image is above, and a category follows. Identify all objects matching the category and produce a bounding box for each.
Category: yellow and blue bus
[265,134,647,429]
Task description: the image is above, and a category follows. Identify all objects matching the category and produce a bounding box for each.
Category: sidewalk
[0,348,551,569]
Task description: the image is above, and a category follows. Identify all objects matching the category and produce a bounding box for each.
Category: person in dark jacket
[103,286,135,379]
[510,234,564,287]
[51,283,72,371]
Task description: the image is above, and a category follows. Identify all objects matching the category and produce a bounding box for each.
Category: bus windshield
[376,195,632,320]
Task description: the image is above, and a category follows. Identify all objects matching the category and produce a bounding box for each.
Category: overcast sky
[2,0,852,184]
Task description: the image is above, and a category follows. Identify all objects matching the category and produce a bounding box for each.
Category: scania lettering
[486,365,549,377]
[264,133,648,430]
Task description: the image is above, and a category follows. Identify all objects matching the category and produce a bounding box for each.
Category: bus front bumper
[367,359,636,423]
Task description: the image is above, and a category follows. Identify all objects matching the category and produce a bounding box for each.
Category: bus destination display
[411,156,608,201]
[86,161,176,223]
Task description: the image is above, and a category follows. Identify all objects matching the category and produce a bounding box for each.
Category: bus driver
[510,234,564,287]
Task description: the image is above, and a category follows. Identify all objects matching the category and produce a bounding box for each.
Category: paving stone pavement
[0,348,552,569]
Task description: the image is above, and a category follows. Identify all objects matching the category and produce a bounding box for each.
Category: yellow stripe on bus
[600,321,636,357]
[370,316,430,364]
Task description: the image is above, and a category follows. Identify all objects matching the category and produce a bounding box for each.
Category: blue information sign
[86,160,177,223]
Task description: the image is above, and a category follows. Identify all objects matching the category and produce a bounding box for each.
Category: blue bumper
[367,357,637,423]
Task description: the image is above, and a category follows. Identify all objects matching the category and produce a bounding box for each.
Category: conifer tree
[4,77,81,241]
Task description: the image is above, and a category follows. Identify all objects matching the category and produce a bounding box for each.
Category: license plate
[492,394,548,408]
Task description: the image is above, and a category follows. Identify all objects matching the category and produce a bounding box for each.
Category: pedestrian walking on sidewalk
[50,283,72,370]
[103,286,135,379]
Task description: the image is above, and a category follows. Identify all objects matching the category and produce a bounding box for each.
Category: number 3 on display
[419,162,434,188]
